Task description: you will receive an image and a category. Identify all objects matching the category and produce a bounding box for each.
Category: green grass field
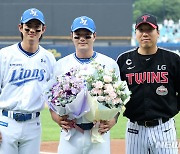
[41,108,180,141]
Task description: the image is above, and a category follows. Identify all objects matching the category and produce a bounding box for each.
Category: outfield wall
[0,0,132,38]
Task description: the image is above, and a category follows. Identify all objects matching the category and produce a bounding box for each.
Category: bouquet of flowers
[84,61,131,143]
[46,66,90,120]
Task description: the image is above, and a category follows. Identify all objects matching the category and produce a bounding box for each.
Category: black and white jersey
[116,47,180,121]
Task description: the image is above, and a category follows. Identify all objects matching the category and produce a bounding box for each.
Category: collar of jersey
[18,42,39,57]
[74,51,97,64]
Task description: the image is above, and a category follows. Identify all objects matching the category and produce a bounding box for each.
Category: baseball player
[0,8,56,154]
[116,14,180,154]
[49,16,120,154]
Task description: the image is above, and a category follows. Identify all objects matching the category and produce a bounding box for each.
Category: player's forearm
[49,109,72,131]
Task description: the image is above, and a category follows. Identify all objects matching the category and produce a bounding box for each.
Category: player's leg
[148,118,178,154]
[58,129,85,154]
[125,120,149,154]
[19,117,41,154]
[0,116,19,154]
[58,129,110,154]
[89,131,110,154]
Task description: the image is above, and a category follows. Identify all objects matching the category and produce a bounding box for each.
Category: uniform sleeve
[50,54,57,80]
[176,53,180,111]
[46,52,57,81]
[174,52,180,111]
[0,50,2,93]
[113,61,121,81]
[0,49,5,94]
[116,54,124,80]
[53,59,63,77]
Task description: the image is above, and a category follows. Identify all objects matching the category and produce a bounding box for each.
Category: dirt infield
[41,139,180,154]
[40,139,125,154]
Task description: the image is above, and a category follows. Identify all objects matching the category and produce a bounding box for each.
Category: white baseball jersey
[54,51,120,154]
[0,43,56,113]
[54,51,120,79]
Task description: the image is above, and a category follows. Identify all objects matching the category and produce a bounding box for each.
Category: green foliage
[133,0,180,22]
[41,108,180,141]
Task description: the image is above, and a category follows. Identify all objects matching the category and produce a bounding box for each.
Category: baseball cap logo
[135,14,158,29]
[30,9,38,16]
[80,18,88,25]
[141,15,150,22]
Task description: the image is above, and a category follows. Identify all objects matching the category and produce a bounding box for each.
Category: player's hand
[49,109,74,132]
[98,118,116,134]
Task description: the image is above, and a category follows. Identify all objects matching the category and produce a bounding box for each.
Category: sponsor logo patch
[128,128,139,134]
[126,59,135,70]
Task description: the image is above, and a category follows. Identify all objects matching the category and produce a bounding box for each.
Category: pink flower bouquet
[84,62,131,143]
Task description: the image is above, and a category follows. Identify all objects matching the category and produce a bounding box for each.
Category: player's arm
[98,112,120,134]
[0,50,3,95]
[0,131,2,143]
[177,71,180,112]
[49,109,73,132]
[0,51,3,143]
[174,52,180,111]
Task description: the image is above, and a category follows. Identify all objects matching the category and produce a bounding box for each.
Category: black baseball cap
[135,14,158,29]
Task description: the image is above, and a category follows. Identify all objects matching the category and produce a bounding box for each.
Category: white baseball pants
[58,129,110,154]
[0,115,41,154]
[125,118,178,154]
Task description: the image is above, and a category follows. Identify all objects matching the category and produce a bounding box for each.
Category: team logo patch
[80,17,88,25]
[156,85,168,96]
[41,58,46,63]
[30,9,38,16]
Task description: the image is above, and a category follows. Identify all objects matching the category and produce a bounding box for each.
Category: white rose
[97,96,105,102]
[103,75,112,83]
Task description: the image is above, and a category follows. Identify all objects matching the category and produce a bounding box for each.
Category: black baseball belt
[76,123,94,130]
[130,118,169,127]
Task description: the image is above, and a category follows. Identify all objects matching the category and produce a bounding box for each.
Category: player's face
[19,19,46,42]
[71,29,96,53]
[135,24,159,49]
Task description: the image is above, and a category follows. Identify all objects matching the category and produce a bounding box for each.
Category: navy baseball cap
[20,8,45,24]
[135,14,158,29]
[71,16,96,33]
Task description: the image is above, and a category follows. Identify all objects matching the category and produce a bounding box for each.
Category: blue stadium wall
[45,44,180,60]
[0,44,179,60]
